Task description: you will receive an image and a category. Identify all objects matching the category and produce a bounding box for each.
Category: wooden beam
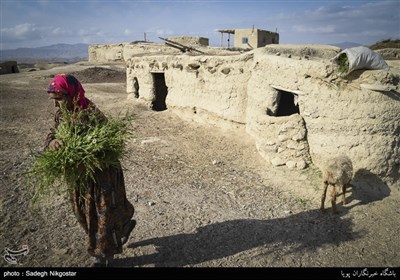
[159,37,204,54]
[271,85,304,95]
[217,29,235,34]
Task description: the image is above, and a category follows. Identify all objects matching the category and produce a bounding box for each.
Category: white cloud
[51,27,67,36]
[1,23,75,46]
[293,25,336,34]
[361,30,387,37]
[95,31,107,37]
[156,29,173,36]
[272,1,399,44]
[77,28,110,39]
[1,23,42,42]
[78,29,92,36]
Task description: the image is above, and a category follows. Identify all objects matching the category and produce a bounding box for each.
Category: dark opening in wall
[276,90,299,116]
[151,73,168,111]
[132,77,139,98]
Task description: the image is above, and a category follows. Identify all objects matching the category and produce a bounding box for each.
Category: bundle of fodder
[332,46,389,76]
[335,52,349,75]
[27,105,132,204]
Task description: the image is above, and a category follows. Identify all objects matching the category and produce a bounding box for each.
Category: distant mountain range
[0,43,89,63]
[327,42,363,49]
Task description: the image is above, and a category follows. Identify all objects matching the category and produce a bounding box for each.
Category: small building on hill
[217,28,279,48]
[0,61,19,75]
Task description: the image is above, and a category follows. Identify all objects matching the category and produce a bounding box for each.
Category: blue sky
[1,0,399,50]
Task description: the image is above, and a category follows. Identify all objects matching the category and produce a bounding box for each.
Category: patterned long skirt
[69,162,135,258]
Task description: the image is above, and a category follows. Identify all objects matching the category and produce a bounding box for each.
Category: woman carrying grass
[44,74,136,267]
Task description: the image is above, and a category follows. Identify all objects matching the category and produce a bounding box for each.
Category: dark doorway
[151,73,168,111]
[276,90,299,116]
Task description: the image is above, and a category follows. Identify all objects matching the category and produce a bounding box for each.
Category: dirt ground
[0,62,399,269]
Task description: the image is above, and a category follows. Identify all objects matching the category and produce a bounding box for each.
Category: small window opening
[151,73,168,111]
[276,90,299,117]
[242,37,248,44]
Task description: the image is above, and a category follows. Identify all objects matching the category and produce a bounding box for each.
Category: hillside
[369,39,400,50]
[0,43,89,63]
[329,42,362,49]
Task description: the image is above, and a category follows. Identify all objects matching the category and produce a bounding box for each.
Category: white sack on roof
[332,46,389,75]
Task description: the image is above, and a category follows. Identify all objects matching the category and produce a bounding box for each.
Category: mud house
[89,38,399,191]
[217,28,279,48]
[122,44,399,190]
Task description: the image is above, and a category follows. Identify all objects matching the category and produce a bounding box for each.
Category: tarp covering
[332,46,389,75]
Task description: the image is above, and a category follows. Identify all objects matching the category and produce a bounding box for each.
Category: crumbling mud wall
[302,69,400,188]
[127,53,253,123]
[89,42,249,64]
[126,44,400,190]
[0,61,19,75]
[167,36,209,46]
[89,44,124,62]
[245,52,328,171]
[89,42,181,63]
[248,47,400,189]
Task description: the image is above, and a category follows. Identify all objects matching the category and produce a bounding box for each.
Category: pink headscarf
[47,74,90,109]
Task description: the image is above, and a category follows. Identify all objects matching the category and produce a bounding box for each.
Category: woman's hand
[48,139,63,151]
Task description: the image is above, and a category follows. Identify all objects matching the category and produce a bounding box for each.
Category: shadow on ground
[113,209,362,267]
[347,168,391,209]
[112,170,391,267]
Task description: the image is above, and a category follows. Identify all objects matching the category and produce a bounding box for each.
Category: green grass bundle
[27,105,132,204]
[335,53,349,75]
